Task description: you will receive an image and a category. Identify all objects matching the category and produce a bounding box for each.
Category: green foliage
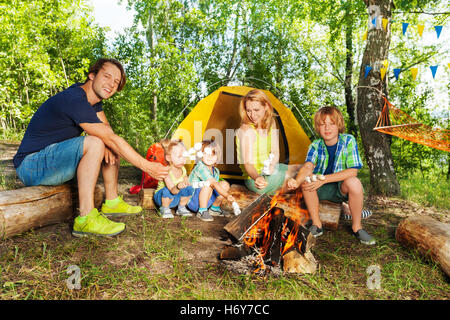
[0,0,447,181]
[0,0,105,133]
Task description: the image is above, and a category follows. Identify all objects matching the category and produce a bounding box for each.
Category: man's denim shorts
[16,136,85,186]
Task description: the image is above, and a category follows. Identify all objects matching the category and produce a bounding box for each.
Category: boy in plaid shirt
[287,106,375,245]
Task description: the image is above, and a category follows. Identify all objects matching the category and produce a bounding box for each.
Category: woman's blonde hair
[239,89,274,130]
[313,106,346,134]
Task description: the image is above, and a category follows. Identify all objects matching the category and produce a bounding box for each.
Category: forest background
[0,0,448,208]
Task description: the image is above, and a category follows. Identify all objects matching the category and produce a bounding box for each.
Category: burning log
[396,216,450,277]
[223,193,273,241]
[221,190,318,274]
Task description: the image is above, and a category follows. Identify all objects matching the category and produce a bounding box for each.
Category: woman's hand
[255,176,268,189]
[287,178,299,191]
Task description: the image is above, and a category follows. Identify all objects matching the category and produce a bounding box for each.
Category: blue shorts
[153,186,195,208]
[187,187,219,212]
[16,136,85,186]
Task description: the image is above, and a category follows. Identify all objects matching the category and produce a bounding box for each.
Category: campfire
[220,190,317,275]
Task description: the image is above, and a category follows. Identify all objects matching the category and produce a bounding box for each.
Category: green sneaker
[101,195,143,217]
[72,208,126,237]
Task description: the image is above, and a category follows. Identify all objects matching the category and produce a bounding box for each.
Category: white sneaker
[159,207,174,219]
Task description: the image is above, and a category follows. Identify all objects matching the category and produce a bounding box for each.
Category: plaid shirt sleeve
[305,140,319,165]
[345,135,363,169]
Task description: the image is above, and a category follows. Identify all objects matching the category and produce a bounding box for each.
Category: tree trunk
[356,0,400,196]
[344,15,357,138]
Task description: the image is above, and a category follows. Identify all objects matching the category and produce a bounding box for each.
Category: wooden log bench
[139,184,342,230]
[0,184,104,238]
[396,216,450,277]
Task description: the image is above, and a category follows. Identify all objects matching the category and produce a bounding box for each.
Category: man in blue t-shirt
[14,58,169,238]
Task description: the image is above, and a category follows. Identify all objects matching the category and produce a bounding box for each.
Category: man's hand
[143,162,169,181]
[104,147,119,165]
[255,176,268,189]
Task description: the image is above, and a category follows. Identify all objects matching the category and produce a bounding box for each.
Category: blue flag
[372,17,377,27]
[402,22,409,35]
[434,25,443,39]
[393,68,402,80]
[430,65,438,78]
[364,65,372,78]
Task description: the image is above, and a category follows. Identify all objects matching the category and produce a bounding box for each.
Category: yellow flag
[362,30,368,41]
[382,18,388,31]
[380,68,387,80]
[383,60,389,69]
[417,25,425,37]
[448,62,450,69]
[411,68,418,80]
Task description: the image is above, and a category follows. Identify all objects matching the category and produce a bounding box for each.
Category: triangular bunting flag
[402,22,409,35]
[383,60,389,69]
[382,18,388,31]
[417,25,425,37]
[364,65,372,78]
[393,68,401,80]
[380,67,387,80]
[430,65,438,78]
[434,25,443,39]
[448,62,450,69]
[362,30,368,41]
[411,67,418,81]
[372,17,377,27]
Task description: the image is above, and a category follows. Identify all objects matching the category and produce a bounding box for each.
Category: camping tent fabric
[171,86,311,180]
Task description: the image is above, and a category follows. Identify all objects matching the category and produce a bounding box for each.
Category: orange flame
[243,189,309,273]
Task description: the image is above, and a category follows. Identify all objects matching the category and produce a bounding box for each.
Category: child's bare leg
[161,197,173,208]
[179,196,190,207]
[302,186,322,229]
[199,186,213,208]
[212,181,230,206]
[340,177,364,232]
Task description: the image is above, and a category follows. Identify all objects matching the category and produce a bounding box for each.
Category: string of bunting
[363,61,449,81]
[361,16,448,81]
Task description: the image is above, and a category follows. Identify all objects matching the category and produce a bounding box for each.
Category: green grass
[398,172,449,210]
[0,208,448,300]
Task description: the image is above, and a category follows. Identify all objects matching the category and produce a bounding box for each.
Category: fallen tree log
[0,184,104,238]
[395,216,450,277]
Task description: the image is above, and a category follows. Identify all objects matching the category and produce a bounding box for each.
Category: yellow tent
[171,86,311,180]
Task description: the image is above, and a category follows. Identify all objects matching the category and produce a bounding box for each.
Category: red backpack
[129,142,168,194]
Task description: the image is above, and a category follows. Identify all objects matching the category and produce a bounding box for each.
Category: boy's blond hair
[313,106,346,135]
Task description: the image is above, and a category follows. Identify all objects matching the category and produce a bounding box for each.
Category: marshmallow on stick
[262,153,275,175]
[232,201,241,215]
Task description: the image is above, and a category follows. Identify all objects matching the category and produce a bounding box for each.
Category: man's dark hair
[86,58,126,91]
